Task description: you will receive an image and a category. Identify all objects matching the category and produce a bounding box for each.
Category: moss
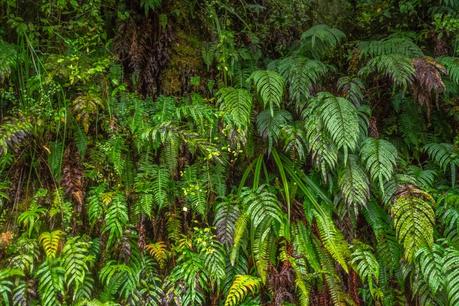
[161,30,203,95]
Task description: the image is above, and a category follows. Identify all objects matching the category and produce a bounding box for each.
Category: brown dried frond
[369,116,379,138]
[267,261,295,306]
[61,145,85,211]
[412,57,446,120]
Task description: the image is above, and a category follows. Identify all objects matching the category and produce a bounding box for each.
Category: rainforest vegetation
[1,0,459,305]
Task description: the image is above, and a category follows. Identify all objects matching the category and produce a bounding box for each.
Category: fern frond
[224,275,261,306]
[39,230,64,259]
[437,56,459,85]
[359,54,415,88]
[415,245,445,295]
[217,87,253,129]
[338,155,370,216]
[307,92,360,158]
[146,241,168,269]
[358,36,423,58]
[275,56,331,105]
[424,143,459,172]
[103,193,129,248]
[338,76,365,106]
[300,24,345,58]
[391,187,434,261]
[443,246,459,306]
[36,259,65,306]
[314,209,350,272]
[0,39,17,80]
[248,70,285,116]
[360,137,398,192]
[256,109,292,153]
[215,198,240,246]
[350,242,380,296]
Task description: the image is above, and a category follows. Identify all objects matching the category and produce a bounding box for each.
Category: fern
[443,246,459,305]
[359,54,415,88]
[350,242,380,296]
[437,56,459,85]
[338,155,370,216]
[62,237,94,300]
[224,275,261,306]
[256,109,292,153]
[275,56,330,105]
[391,188,435,261]
[39,230,64,259]
[36,259,65,306]
[217,87,253,129]
[306,92,360,159]
[248,70,285,116]
[103,193,129,248]
[0,268,23,306]
[360,137,398,192]
[146,241,168,269]
[424,143,459,184]
[0,39,17,80]
[314,209,350,272]
[358,36,423,58]
[415,244,445,295]
[215,198,240,246]
[337,76,365,106]
[300,24,345,59]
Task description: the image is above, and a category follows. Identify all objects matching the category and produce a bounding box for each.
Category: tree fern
[224,275,261,306]
[360,137,398,192]
[391,187,435,261]
[248,70,285,116]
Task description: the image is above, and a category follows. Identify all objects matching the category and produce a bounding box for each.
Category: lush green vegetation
[0,0,459,305]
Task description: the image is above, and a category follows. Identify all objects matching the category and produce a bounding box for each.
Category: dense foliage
[0,0,459,305]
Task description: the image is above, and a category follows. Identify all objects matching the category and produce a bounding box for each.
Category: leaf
[217,87,253,129]
[225,275,261,306]
[360,137,398,192]
[248,70,285,116]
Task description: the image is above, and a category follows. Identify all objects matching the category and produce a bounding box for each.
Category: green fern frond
[350,241,380,296]
[275,56,331,105]
[314,209,350,272]
[443,246,459,305]
[217,87,253,129]
[256,109,292,153]
[437,56,459,85]
[215,198,240,246]
[103,193,129,248]
[391,188,435,262]
[224,275,261,306]
[39,230,64,259]
[0,39,17,80]
[358,36,423,58]
[248,70,285,116]
[306,92,360,159]
[338,76,365,106]
[300,24,346,58]
[338,155,370,216]
[36,259,65,306]
[359,54,415,88]
[424,143,459,179]
[360,137,398,192]
[415,245,445,295]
